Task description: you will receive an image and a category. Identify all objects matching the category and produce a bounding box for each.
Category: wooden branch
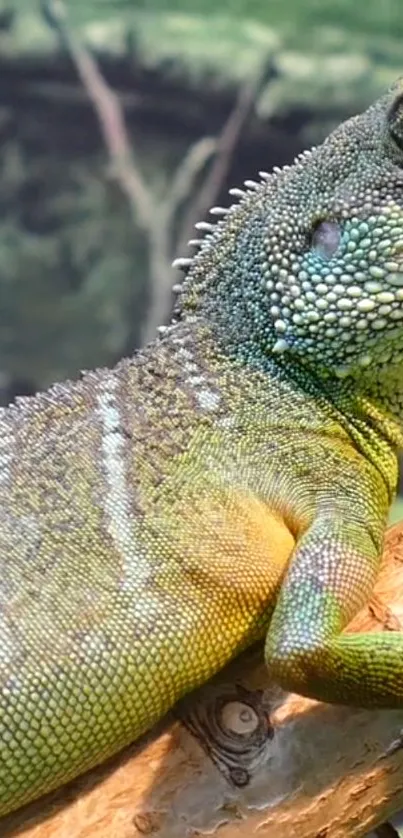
[3,522,403,838]
[41,0,215,345]
[167,138,217,218]
[41,0,154,232]
[41,0,174,348]
[140,137,216,346]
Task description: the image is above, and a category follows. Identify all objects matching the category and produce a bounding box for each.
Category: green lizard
[2,79,403,817]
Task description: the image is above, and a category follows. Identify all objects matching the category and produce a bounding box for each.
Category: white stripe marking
[0,411,14,486]
[96,377,152,587]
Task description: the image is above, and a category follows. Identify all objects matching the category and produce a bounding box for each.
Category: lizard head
[175,79,403,384]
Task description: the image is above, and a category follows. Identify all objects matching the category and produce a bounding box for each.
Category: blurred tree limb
[41,0,273,344]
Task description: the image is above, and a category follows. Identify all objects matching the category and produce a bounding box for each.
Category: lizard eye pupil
[311,220,341,259]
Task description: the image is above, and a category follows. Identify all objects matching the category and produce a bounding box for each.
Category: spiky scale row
[170,81,403,392]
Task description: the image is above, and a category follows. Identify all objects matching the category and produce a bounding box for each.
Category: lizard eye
[311,220,341,259]
[388,92,403,151]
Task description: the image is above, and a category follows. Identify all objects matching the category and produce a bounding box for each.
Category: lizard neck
[174,162,403,463]
[176,229,403,487]
[319,368,403,498]
[172,308,402,501]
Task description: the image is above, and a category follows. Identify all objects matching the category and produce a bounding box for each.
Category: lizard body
[2,81,403,814]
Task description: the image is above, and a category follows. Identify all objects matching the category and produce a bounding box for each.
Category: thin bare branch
[41,0,153,230]
[175,57,274,262]
[40,0,274,346]
[165,137,217,223]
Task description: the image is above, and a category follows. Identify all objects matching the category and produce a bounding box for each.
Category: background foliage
[1,0,402,393]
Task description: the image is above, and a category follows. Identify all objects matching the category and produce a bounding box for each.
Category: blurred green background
[1,0,403,519]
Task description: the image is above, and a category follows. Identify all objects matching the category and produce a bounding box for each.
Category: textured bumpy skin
[3,81,403,816]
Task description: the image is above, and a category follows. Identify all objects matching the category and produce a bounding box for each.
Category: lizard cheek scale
[4,80,403,816]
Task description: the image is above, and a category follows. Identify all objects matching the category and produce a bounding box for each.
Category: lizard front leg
[265,474,403,707]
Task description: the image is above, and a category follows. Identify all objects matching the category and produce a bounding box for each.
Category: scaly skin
[2,80,403,815]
